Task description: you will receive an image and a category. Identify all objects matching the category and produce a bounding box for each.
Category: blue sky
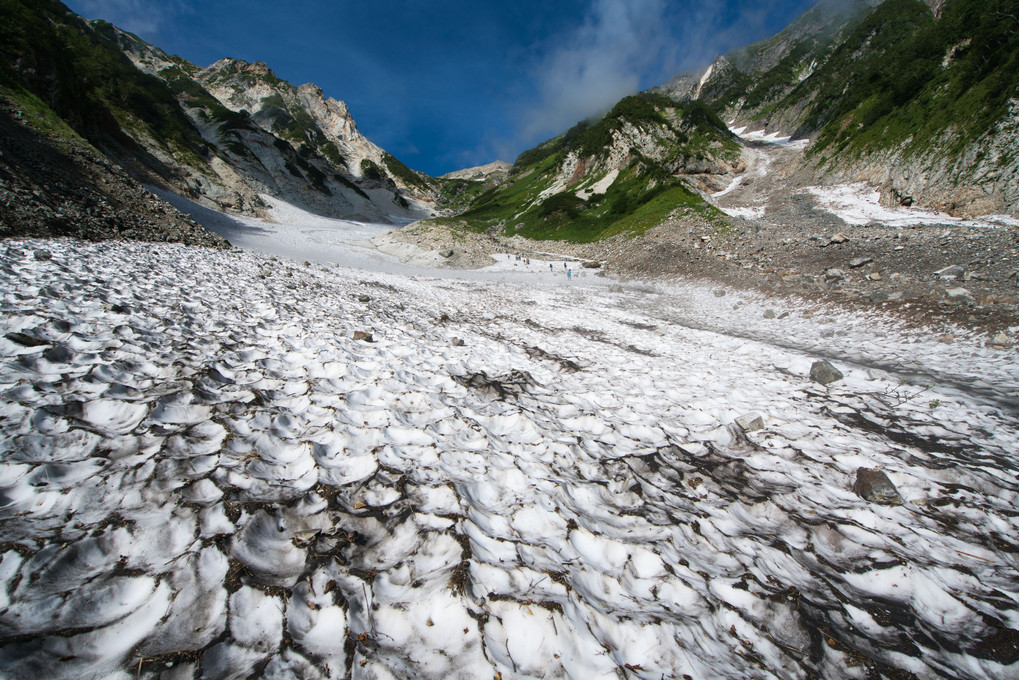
[64,0,817,175]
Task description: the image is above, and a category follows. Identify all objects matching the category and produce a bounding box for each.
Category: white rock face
[200,59,427,193]
[441,160,512,182]
[112,34,433,222]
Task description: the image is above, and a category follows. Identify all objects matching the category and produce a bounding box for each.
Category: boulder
[734,412,764,432]
[990,333,1011,348]
[810,360,844,385]
[853,468,902,505]
[945,287,973,300]
[935,265,965,280]
[353,331,374,342]
[849,256,873,268]
[763,309,777,319]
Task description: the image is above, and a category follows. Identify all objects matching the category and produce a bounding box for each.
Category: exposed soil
[0,101,228,248]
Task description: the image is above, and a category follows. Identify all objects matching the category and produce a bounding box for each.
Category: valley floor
[1,235,1018,679]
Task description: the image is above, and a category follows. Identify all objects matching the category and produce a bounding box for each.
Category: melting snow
[0,232,1017,680]
[730,126,810,149]
[719,205,765,220]
[576,169,619,200]
[802,183,1017,228]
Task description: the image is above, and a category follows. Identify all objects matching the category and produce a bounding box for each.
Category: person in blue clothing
[549,263,553,272]
[567,268,572,281]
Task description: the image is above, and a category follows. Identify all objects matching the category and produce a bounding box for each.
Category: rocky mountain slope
[0,96,226,247]
[0,0,436,235]
[435,94,743,242]
[663,0,1019,218]
[440,161,512,183]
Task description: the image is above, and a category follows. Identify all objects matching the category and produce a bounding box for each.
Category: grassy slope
[0,0,209,170]
[689,1,881,118]
[445,94,736,243]
[801,0,1019,161]
[712,0,1019,166]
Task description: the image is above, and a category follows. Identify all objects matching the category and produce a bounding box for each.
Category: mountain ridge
[662,0,1018,218]
[0,0,442,241]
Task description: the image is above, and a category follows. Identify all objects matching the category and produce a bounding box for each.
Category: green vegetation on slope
[701,1,876,115]
[0,0,209,169]
[447,93,731,243]
[724,0,1019,162]
[382,153,433,193]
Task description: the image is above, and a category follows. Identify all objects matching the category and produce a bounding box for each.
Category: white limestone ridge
[110,30,433,222]
[440,161,512,182]
[200,60,399,187]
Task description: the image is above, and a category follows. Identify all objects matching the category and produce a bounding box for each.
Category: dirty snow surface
[2,238,1019,680]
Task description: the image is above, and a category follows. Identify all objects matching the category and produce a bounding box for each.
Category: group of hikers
[505,252,574,280]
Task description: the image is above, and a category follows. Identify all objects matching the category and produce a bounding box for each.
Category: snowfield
[1,234,1018,680]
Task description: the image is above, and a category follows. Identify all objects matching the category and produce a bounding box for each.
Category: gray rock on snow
[810,360,844,385]
[990,333,1011,348]
[853,468,902,505]
[734,412,765,432]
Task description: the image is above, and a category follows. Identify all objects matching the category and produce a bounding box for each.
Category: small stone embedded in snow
[734,412,765,432]
[990,333,1011,348]
[853,468,902,505]
[810,360,844,385]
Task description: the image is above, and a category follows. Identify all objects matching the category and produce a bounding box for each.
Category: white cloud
[518,0,675,146]
[68,0,191,38]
